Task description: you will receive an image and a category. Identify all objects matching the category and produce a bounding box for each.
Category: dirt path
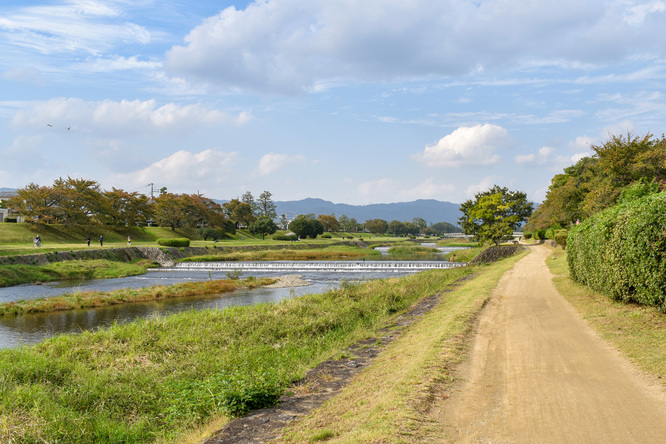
[442,244,666,443]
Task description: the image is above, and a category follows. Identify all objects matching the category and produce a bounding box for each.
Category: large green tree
[248,216,278,239]
[459,186,533,246]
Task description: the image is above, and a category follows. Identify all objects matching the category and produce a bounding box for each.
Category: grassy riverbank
[546,246,666,383]
[0,266,475,443]
[0,259,155,287]
[0,277,273,315]
[386,245,439,255]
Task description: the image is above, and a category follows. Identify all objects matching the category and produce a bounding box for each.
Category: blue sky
[1,0,665,205]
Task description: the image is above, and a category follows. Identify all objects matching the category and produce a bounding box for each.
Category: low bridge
[167,260,465,273]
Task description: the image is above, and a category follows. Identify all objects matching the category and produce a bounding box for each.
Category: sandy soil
[438,244,666,443]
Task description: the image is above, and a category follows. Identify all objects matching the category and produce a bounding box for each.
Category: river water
[0,245,465,349]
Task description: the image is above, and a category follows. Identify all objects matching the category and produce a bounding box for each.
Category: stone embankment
[0,241,370,268]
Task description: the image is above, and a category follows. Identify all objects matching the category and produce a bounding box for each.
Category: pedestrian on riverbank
[99,235,103,247]
[127,236,131,246]
[86,237,91,247]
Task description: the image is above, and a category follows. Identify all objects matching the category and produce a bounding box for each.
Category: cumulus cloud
[116,149,238,188]
[415,124,510,167]
[164,0,666,94]
[9,97,251,135]
[255,153,306,176]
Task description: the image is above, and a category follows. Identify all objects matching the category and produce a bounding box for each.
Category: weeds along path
[441,244,666,443]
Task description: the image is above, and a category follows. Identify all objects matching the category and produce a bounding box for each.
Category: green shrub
[567,191,666,312]
[523,231,533,239]
[554,229,568,249]
[320,233,332,239]
[534,229,547,240]
[272,234,298,241]
[156,238,190,247]
[469,245,521,265]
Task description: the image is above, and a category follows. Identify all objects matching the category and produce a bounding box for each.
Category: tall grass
[0,259,151,288]
[0,267,473,443]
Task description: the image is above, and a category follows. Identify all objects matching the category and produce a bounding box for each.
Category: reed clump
[0,277,273,315]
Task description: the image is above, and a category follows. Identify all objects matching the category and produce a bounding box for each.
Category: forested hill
[272,198,462,225]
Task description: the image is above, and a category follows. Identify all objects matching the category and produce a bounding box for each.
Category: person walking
[86,237,91,247]
[99,235,103,247]
[127,236,131,246]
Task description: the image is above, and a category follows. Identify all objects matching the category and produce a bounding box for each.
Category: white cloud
[568,135,595,151]
[515,146,555,165]
[255,153,306,176]
[357,178,397,197]
[395,178,456,201]
[0,1,151,55]
[9,98,250,135]
[2,135,45,169]
[2,67,45,85]
[466,176,502,198]
[164,0,666,94]
[624,1,666,26]
[415,124,510,167]
[116,149,238,189]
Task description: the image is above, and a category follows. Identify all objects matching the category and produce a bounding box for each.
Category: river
[0,245,466,349]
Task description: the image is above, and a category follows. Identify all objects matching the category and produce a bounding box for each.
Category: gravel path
[440,244,666,443]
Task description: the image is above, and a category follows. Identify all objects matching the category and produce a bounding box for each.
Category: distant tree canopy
[425,221,460,236]
[7,178,229,233]
[8,177,153,226]
[364,218,388,234]
[526,133,666,230]
[459,185,533,246]
[317,214,339,232]
[289,215,324,239]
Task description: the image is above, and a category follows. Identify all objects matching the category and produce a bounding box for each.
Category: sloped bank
[0,241,369,268]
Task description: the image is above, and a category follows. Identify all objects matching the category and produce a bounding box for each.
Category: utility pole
[147,183,154,200]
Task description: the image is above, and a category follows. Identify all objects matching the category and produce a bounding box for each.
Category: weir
[164,260,466,272]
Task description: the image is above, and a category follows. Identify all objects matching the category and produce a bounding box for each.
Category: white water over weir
[167,260,466,273]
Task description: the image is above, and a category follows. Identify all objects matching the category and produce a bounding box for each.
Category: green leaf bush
[567,192,666,312]
[156,238,190,247]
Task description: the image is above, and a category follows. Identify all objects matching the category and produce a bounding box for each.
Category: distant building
[0,190,18,222]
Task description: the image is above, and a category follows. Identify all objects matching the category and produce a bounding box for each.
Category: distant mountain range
[273,198,462,225]
[1,186,461,226]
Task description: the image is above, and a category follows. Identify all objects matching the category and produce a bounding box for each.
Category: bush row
[567,192,666,312]
[157,238,191,247]
[469,245,521,265]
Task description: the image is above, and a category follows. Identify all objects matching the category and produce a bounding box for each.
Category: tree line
[526,133,666,231]
[5,178,461,238]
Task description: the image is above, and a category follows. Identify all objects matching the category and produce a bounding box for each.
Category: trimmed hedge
[157,238,191,247]
[567,192,666,312]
